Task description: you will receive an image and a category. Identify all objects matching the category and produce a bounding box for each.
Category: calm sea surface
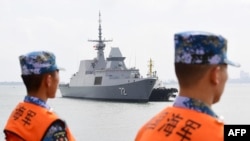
[0,83,250,140]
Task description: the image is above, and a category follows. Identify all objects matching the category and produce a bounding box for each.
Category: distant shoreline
[0,82,23,85]
[1,79,250,85]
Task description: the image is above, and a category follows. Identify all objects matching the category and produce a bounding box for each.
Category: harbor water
[0,83,250,140]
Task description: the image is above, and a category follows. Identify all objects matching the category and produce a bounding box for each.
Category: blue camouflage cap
[19,51,62,75]
[174,31,240,67]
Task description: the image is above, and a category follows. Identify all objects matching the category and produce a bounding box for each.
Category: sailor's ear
[210,66,221,85]
[44,74,53,87]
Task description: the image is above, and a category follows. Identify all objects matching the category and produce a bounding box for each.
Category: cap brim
[224,58,241,67]
[57,67,66,71]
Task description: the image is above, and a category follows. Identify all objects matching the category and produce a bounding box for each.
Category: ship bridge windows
[94,77,102,85]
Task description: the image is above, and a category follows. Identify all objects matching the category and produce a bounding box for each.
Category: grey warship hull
[60,78,156,102]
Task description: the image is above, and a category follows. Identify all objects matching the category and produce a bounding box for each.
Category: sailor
[135,31,240,141]
[4,51,75,140]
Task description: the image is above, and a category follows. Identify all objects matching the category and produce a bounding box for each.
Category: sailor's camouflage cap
[19,51,62,75]
[174,31,240,67]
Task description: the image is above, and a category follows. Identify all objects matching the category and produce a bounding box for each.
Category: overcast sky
[0,0,249,83]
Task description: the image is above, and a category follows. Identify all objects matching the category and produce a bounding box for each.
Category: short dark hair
[174,63,212,88]
[21,71,57,93]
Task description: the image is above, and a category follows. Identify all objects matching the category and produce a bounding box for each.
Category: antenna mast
[88,11,112,50]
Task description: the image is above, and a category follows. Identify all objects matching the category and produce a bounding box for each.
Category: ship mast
[88,12,112,69]
[148,58,153,77]
[147,58,157,78]
[88,12,112,50]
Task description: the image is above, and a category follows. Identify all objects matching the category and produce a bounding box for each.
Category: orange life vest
[4,102,75,141]
[135,106,224,141]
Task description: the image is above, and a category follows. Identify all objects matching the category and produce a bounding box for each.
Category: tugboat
[59,12,157,102]
[149,87,177,102]
[147,59,178,102]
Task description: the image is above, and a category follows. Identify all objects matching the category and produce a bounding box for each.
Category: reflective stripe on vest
[4,102,75,141]
[135,107,224,141]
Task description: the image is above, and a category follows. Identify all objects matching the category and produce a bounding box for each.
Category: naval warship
[59,13,157,102]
